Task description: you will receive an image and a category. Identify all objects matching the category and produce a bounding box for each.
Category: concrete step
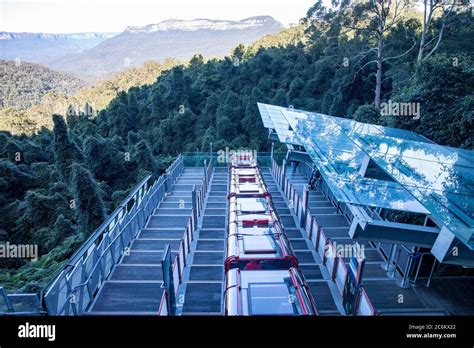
[147,215,189,229]
[121,251,164,264]
[207,203,227,209]
[204,209,226,215]
[288,239,309,250]
[131,239,181,251]
[163,196,192,203]
[294,250,316,264]
[109,265,163,281]
[307,281,338,311]
[321,227,350,239]
[159,202,192,209]
[283,228,304,238]
[89,282,164,313]
[202,216,226,229]
[182,283,222,314]
[189,265,223,281]
[312,214,349,227]
[173,184,202,191]
[309,207,338,214]
[299,265,323,280]
[209,191,227,197]
[196,240,225,251]
[210,185,228,191]
[207,197,227,203]
[308,201,334,208]
[154,208,192,215]
[199,229,226,239]
[138,229,185,239]
[193,251,224,265]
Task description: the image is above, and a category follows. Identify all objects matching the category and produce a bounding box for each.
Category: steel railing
[158,158,213,315]
[271,158,375,316]
[40,155,185,316]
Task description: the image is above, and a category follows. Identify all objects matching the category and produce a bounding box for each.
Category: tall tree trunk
[374,37,383,109]
[417,0,428,62]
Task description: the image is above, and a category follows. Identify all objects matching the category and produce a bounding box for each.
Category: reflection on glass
[258,103,474,248]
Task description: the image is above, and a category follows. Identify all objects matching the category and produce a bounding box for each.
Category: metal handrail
[42,154,185,315]
[159,158,214,316]
[274,157,378,316]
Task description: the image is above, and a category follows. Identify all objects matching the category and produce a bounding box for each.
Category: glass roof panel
[248,282,298,315]
[243,235,277,254]
[257,103,474,249]
[257,103,302,146]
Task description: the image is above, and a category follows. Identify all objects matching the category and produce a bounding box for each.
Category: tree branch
[382,37,417,62]
[424,1,456,60]
[343,59,378,87]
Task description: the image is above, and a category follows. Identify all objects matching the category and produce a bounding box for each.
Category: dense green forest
[0,60,86,110]
[0,1,472,292]
[0,59,180,135]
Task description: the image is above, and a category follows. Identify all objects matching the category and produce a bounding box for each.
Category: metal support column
[387,246,401,279]
[381,244,397,271]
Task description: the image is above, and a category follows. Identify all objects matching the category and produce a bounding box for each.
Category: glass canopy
[257,103,474,250]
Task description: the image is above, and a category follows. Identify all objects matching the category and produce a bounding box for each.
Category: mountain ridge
[1,16,283,77]
[0,32,117,40]
[124,16,281,33]
[48,16,284,76]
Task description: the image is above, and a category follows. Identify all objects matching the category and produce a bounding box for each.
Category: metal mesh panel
[8,294,40,313]
[88,262,104,297]
[172,260,180,295]
[102,248,114,278]
[335,259,348,295]
[112,236,123,263]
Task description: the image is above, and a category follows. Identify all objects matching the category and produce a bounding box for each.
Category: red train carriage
[224,153,318,316]
[224,268,318,316]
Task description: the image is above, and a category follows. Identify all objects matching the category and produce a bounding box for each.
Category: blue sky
[0,0,318,33]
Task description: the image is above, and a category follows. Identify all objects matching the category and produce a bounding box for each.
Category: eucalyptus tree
[417,0,471,62]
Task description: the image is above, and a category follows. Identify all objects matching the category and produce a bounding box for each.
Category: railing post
[210,143,213,166]
[281,159,287,190]
[309,216,315,241]
[412,252,424,285]
[270,142,274,161]
[164,172,170,194]
[203,160,208,189]
[181,240,187,267]
[161,244,176,315]
[0,288,15,313]
[291,160,297,174]
[192,185,197,228]
[300,184,309,228]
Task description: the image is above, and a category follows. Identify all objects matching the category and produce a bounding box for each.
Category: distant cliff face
[0,16,283,77]
[46,16,284,77]
[124,16,282,33]
[0,32,116,40]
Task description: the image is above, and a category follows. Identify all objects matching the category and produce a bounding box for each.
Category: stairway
[87,168,203,315]
[181,167,228,315]
[261,168,343,315]
[282,165,431,314]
